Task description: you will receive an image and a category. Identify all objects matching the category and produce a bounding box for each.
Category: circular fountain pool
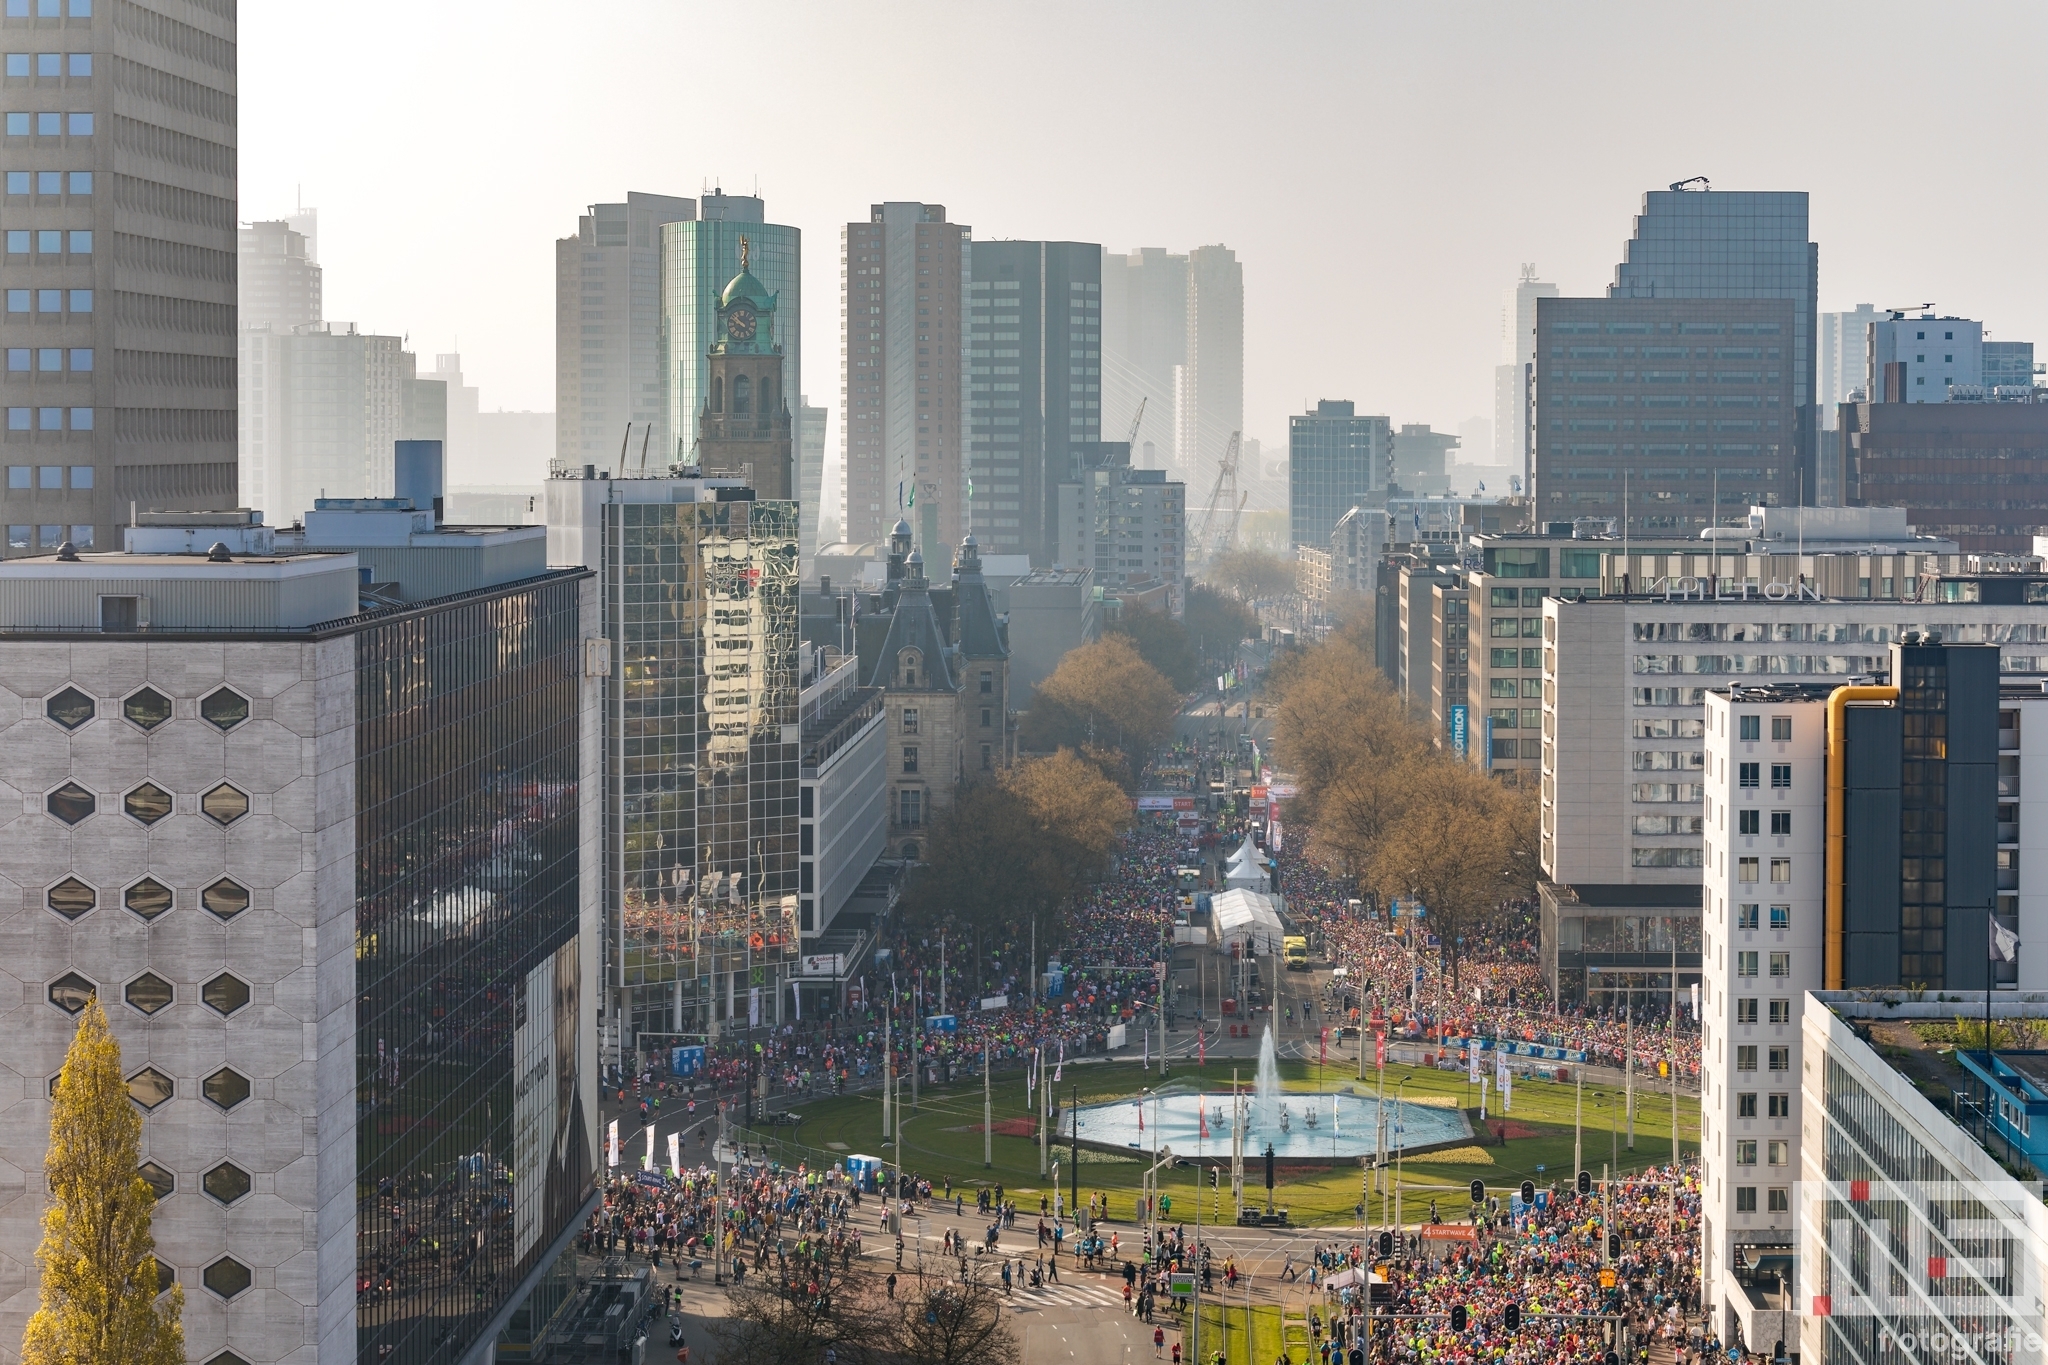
[1061,1090,1470,1162]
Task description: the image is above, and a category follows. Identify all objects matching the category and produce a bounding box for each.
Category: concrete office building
[799,394,827,558]
[1178,245,1243,485]
[795,644,885,942]
[1817,304,1880,424]
[1007,565,1097,704]
[1840,399,2048,553]
[238,219,320,335]
[1101,247,1187,469]
[1610,187,1818,501]
[1330,506,1388,600]
[544,469,800,1058]
[1288,400,1391,548]
[0,496,599,1365]
[1495,266,1560,479]
[237,219,322,518]
[554,192,696,472]
[1057,440,1184,611]
[841,203,968,554]
[0,0,238,554]
[966,239,1101,566]
[1532,295,1798,534]
[663,192,801,478]
[1867,312,1983,402]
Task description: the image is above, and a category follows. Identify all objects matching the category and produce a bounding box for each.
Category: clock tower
[697,236,794,499]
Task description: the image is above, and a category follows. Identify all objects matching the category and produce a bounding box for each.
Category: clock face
[727,306,757,342]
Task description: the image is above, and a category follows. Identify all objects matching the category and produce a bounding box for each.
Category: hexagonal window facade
[200,687,249,730]
[201,973,248,1016]
[45,877,95,920]
[201,1257,249,1299]
[122,783,172,826]
[45,782,94,825]
[124,878,173,921]
[124,973,172,1016]
[136,1161,174,1199]
[47,973,94,1014]
[201,1162,249,1204]
[152,1258,175,1294]
[121,687,171,731]
[202,1067,248,1110]
[199,784,247,825]
[45,686,94,730]
[126,1067,173,1109]
[206,1352,250,1365]
[201,878,248,920]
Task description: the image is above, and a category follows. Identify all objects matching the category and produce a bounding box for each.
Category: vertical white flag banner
[668,1132,681,1175]
[1467,1041,1481,1084]
[645,1126,656,1171]
[749,987,761,1028]
[607,1119,619,1169]
[1503,1066,1513,1112]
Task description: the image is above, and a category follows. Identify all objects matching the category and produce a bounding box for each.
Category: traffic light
[1504,1305,1521,1331]
[1577,1170,1592,1197]
[1378,1230,1393,1257]
[1520,1179,1535,1205]
[1608,1232,1622,1260]
[1451,1305,1468,1333]
[1468,1178,1485,1203]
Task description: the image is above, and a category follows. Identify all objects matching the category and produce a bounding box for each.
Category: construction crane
[1190,430,1245,572]
[1124,396,1147,451]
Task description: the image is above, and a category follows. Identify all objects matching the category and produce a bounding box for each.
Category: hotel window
[1738,857,1759,883]
[1737,903,1759,929]
[1736,1187,1757,1213]
[1769,952,1789,977]
[1739,715,1760,741]
[1768,1094,1789,1117]
[1768,1188,1790,1212]
[1735,1140,1758,1165]
[1739,762,1759,788]
[1737,1093,1757,1117]
[1736,998,1757,1023]
[1769,999,1789,1024]
[1769,858,1791,884]
[1769,905,1790,930]
[1737,952,1758,978]
[1768,1046,1790,1071]
[1736,1045,1758,1071]
[1738,809,1759,835]
[1770,811,1791,835]
[1771,716,1792,741]
[1771,763,1791,788]
[1768,1140,1788,1166]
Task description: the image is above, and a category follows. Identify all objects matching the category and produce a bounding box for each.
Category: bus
[1283,935,1309,970]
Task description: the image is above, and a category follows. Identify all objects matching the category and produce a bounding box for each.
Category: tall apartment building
[799,393,827,552]
[1179,244,1243,484]
[1056,440,1185,609]
[1494,265,1558,478]
[416,351,479,482]
[1611,188,1818,500]
[1532,294,1798,534]
[1288,399,1391,547]
[966,238,1100,566]
[662,192,800,471]
[1817,303,1879,423]
[0,496,599,1365]
[1697,642,2000,1348]
[0,0,238,555]
[842,203,967,554]
[1101,247,1186,467]
[237,217,319,333]
[554,192,695,471]
[545,469,800,1056]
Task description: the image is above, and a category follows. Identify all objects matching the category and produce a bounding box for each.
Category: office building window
[1736,1045,1758,1071]
[1771,716,1792,741]
[1739,715,1760,741]
[1736,1140,1758,1165]
[1768,1046,1790,1071]
[898,790,922,827]
[1737,1093,1757,1117]
[1739,762,1759,788]
[1767,1140,1788,1166]
[1769,905,1790,930]
[1737,904,1759,929]
[1769,998,1789,1023]
[1769,857,1791,883]
[1770,810,1791,835]
[1769,952,1790,977]
[1768,1187,1790,1212]
[1737,951,1758,977]
[1736,997,1757,1023]
[68,464,88,488]
[1738,809,1759,835]
[1771,763,1791,788]
[901,707,918,734]
[1738,857,1759,883]
[902,746,917,774]
[981,744,992,771]
[1736,1187,1757,1212]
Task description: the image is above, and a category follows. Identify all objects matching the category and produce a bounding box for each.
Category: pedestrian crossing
[1006,1281,1130,1312]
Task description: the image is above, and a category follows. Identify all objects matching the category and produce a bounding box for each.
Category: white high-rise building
[1103,244,1242,489]
[1868,311,1984,403]
[1698,685,1824,1340]
[1494,265,1558,482]
[1817,304,1880,424]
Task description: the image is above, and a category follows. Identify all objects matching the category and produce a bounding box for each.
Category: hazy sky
[243,0,2048,468]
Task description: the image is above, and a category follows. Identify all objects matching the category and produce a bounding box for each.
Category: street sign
[925,1014,958,1034]
[1154,961,1169,980]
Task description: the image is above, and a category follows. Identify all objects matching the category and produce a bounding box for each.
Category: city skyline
[239,0,2048,486]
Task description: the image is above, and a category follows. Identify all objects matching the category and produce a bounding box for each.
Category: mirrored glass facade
[609,494,800,1045]
[355,576,591,1365]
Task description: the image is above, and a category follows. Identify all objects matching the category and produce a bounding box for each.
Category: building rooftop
[1710,683,1843,703]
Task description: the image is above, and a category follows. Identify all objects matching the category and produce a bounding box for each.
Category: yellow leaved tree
[22,995,184,1365]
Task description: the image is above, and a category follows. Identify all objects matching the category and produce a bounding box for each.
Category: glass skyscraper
[1288,399,1391,548]
[546,472,800,1053]
[663,199,800,473]
[1611,189,1819,501]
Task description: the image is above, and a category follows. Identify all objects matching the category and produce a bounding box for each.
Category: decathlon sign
[1655,576,1826,603]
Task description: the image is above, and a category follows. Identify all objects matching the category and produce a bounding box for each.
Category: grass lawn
[729,1058,1696,1228]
